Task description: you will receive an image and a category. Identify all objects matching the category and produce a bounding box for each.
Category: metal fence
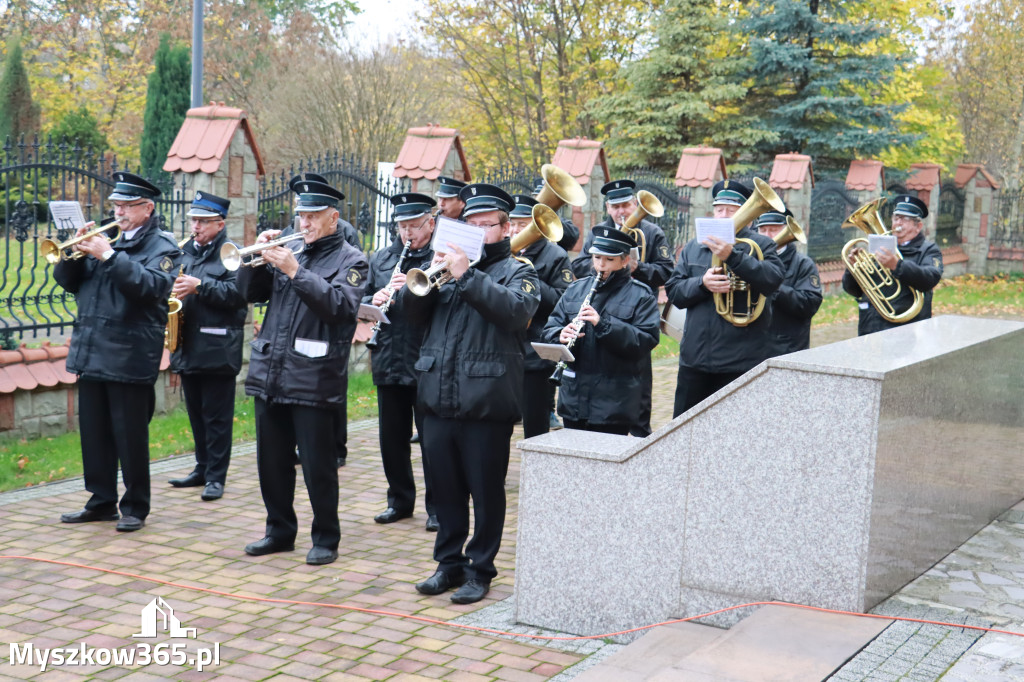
[622,169,692,254]
[990,188,1024,250]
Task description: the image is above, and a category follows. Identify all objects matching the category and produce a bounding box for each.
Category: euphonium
[40,222,122,264]
[220,231,306,270]
[620,190,664,262]
[713,177,785,327]
[549,271,603,386]
[366,239,411,349]
[840,198,924,324]
[509,204,563,253]
[535,163,587,212]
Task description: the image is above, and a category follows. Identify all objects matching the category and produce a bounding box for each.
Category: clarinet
[548,272,604,386]
[365,239,411,350]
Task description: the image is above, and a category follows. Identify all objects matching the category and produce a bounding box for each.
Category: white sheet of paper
[48,201,87,233]
[695,218,736,245]
[868,234,897,256]
[293,337,328,358]
[660,305,686,343]
[530,342,575,363]
[358,303,390,324]
[199,327,228,336]
[433,217,486,262]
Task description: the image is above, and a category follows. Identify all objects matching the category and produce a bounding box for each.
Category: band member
[290,173,362,250]
[404,183,539,604]
[238,179,367,566]
[167,192,247,501]
[435,176,467,219]
[665,179,784,417]
[571,179,674,438]
[55,172,180,532]
[543,227,660,435]
[756,210,822,356]
[842,194,943,336]
[532,176,580,252]
[365,193,438,531]
[509,194,573,438]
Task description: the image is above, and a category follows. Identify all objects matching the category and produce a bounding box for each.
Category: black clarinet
[365,240,411,350]
[549,272,604,386]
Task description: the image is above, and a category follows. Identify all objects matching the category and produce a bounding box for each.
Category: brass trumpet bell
[535,164,587,211]
[509,203,563,252]
[407,260,453,296]
[220,232,306,270]
[40,223,122,264]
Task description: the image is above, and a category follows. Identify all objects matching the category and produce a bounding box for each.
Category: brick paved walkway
[0,364,680,681]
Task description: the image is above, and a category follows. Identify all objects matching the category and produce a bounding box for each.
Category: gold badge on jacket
[659,245,669,258]
[347,268,362,285]
[160,256,174,272]
[810,275,820,288]
[932,257,940,267]
[522,279,536,294]
[561,269,573,283]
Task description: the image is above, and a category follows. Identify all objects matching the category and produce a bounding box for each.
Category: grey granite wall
[515,316,1024,635]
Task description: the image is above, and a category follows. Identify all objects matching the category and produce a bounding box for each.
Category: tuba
[620,190,664,262]
[510,203,563,252]
[535,164,587,212]
[773,214,807,248]
[841,198,924,324]
[713,177,785,327]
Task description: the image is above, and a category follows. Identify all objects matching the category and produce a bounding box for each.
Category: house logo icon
[132,597,197,639]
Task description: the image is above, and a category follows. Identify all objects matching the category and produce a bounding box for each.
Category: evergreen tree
[0,36,41,143]
[49,106,109,153]
[591,0,773,172]
[740,0,916,170]
[140,34,190,179]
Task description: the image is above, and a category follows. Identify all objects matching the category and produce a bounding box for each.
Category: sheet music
[695,218,735,245]
[530,342,575,363]
[48,201,87,233]
[358,303,390,324]
[868,234,897,256]
[433,217,486,262]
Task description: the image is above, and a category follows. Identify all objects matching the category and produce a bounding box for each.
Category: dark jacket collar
[479,238,511,268]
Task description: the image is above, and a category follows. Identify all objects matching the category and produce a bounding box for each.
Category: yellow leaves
[16,455,28,471]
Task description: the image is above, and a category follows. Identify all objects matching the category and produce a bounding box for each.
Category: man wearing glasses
[167,192,247,502]
[55,171,181,532]
[403,183,540,605]
[364,193,438,531]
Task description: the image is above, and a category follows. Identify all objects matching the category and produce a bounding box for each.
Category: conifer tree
[0,36,41,143]
[140,35,190,179]
[740,0,916,170]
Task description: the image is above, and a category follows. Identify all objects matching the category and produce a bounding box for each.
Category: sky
[346,0,419,44]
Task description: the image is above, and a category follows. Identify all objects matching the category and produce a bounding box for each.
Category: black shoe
[374,507,412,524]
[244,536,295,556]
[425,515,439,532]
[306,546,338,565]
[200,482,224,501]
[60,508,119,524]
[169,471,204,488]
[337,456,346,468]
[115,515,145,532]
[450,579,490,604]
[410,432,420,444]
[415,570,465,595]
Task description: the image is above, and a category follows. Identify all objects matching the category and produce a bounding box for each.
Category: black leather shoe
[244,536,295,556]
[60,508,119,524]
[450,579,490,604]
[115,515,145,532]
[425,515,439,532]
[374,507,412,524]
[415,570,465,595]
[306,546,338,565]
[200,482,224,501]
[169,471,204,488]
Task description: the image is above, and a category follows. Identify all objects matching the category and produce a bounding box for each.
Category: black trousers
[522,370,553,438]
[563,419,630,436]
[629,354,653,437]
[254,398,340,549]
[377,385,432,515]
[423,415,512,583]
[181,373,236,484]
[672,365,744,418]
[335,395,347,463]
[78,379,155,520]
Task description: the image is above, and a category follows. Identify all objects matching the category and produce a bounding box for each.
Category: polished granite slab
[515,316,1024,635]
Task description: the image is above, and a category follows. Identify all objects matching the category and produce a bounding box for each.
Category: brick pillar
[959,172,995,275]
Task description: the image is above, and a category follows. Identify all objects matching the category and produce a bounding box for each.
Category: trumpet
[366,239,411,349]
[407,257,454,296]
[40,223,122,264]
[549,272,603,386]
[620,190,664,262]
[220,231,306,270]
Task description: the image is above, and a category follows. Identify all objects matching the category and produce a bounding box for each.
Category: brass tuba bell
[535,164,587,212]
[510,203,563,252]
[621,190,664,262]
[773,214,807,248]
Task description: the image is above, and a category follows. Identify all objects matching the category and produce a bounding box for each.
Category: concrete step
[576,605,892,682]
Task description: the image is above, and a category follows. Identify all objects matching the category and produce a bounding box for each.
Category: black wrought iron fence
[934,181,965,247]
[622,168,692,254]
[990,188,1024,250]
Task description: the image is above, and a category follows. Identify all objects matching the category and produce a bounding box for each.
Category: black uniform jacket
[170,228,248,376]
[571,217,675,290]
[55,214,180,384]
[766,246,822,357]
[403,238,540,423]
[841,232,943,336]
[542,269,660,426]
[239,229,368,408]
[665,228,784,374]
[520,238,573,372]
[362,239,434,387]
[557,215,581,253]
[340,218,362,250]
